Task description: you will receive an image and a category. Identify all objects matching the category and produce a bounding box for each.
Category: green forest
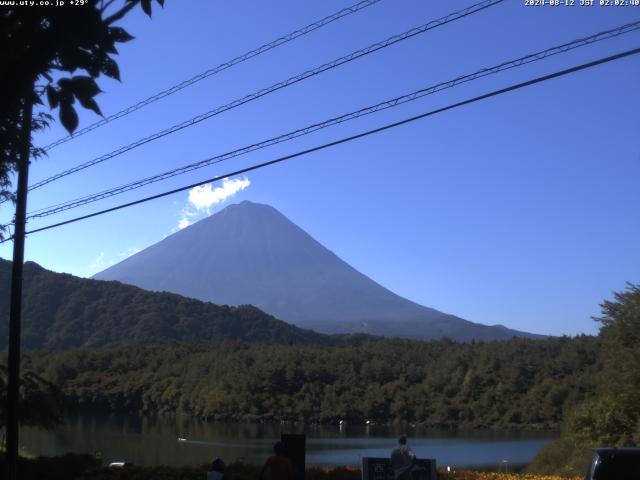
[0,259,330,348]
[528,284,640,475]
[1,255,638,476]
[20,335,599,429]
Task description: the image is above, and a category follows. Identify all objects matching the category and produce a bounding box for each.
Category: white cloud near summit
[188,177,251,211]
[178,176,250,229]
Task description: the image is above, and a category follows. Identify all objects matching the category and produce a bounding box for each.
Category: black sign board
[362,457,437,480]
[281,433,306,480]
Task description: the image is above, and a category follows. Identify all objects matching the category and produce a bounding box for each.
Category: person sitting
[206,457,225,480]
[390,435,416,480]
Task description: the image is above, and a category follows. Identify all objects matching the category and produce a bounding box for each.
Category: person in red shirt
[259,441,294,480]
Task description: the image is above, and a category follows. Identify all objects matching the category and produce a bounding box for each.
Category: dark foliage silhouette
[0,0,164,235]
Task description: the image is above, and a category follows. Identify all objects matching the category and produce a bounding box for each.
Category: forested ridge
[0,259,330,348]
[20,335,599,429]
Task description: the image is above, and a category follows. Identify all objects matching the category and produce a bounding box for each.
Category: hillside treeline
[22,336,599,429]
[0,259,329,349]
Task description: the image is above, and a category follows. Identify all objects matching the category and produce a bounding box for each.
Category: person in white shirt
[390,435,416,480]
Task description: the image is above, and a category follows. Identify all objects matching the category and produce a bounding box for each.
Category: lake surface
[21,414,557,469]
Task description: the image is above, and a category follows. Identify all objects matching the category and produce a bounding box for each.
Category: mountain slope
[0,259,329,349]
[95,201,542,341]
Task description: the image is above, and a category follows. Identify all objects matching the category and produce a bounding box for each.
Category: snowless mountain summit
[94,201,542,341]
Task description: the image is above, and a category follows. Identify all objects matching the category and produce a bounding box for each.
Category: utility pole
[5,94,33,480]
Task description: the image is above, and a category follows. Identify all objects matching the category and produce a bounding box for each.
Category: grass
[0,455,583,480]
[77,465,583,480]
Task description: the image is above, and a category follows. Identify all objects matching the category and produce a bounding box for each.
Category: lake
[21,414,557,469]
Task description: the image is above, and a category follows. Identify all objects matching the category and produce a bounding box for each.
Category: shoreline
[60,409,565,432]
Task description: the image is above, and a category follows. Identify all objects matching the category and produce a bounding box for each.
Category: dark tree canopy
[0,364,64,431]
[0,0,164,235]
[571,283,640,445]
[17,335,601,429]
[529,283,640,476]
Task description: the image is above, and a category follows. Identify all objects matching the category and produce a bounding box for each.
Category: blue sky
[1,0,638,336]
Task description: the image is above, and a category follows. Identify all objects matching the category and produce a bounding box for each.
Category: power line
[3,45,636,244]
[26,20,640,220]
[31,0,503,190]
[27,0,504,192]
[41,0,385,152]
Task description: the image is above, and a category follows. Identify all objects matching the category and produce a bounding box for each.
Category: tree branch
[101,0,118,14]
[104,0,139,25]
